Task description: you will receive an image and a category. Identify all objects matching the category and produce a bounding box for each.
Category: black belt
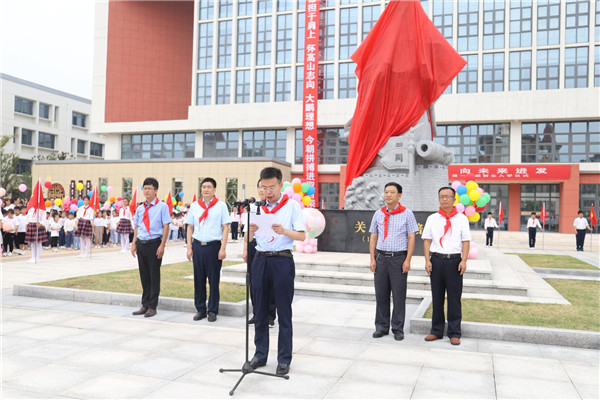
[376,250,407,257]
[431,252,461,259]
[193,239,221,246]
[256,250,293,258]
[137,238,161,245]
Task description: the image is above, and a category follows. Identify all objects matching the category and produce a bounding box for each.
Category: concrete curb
[410,297,600,349]
[12,284,246,317]
[533,267,600,277]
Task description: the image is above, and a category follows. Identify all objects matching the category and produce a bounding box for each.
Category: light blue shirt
[369,205,419,252]
[255,196,305,252]
[185,198,231,242]
[133,199,172,241]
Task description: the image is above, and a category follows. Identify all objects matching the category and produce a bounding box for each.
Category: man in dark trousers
[526,212,544,249]
[186,177,230,322]
[422,187,471,345]
[131,177,171,318]
[245,167,305,376]
[573,210,592,251]
[369,182,418,341]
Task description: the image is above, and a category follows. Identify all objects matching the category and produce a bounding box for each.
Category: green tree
[0,134,31,199]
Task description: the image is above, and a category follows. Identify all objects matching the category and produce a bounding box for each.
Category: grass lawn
[507,254,598,270]
[37,260,247,303]
[424,279,600,331]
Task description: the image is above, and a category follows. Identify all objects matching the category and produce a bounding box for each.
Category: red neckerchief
[438,207,458,248]
[142,198,158,232]
[198,197,218,224]
[262,195,289,214]
[381,203,406,243]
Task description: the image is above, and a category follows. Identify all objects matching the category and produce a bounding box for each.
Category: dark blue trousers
[248,240,276,321]
[429,255,463,339]
[251,253,294,365]
[192,241,222,314]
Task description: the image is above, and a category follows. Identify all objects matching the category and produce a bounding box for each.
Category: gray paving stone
[5,363,96,394]
[286,353,353,378]
[14,342,91,362]
[1,355,49,381]
[412,367,496,399]
[63,329,131,346]
[342,360,421,387]
[360,343,430,366]
[9,325,82,341]
[477,338,543,358]
[538,343,600,364]
[307,324,370,341]
[576,383,600,400]
[119,355,199,380]
[423,348,494,373]
[494,374,580,399]
[324,378,413,399]
[61,347,148,370]
[561,361,600,387]
[296,337,369,359]
[0,387,71,399]
[234,371,338,399]
[168,341,235,364]
[493,354,571,382]
[61,372,170,399]
[145,380,230,399]
[1,336,40,355]
[0,320,41,335]
[411,387,494,399]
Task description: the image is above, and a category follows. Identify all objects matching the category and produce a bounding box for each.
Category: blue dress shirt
[369,205,419,252]
[255,196,305,252]
[185,198,231,242]
[133,199,172,240]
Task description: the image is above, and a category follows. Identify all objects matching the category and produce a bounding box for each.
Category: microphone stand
[219,200,288,396]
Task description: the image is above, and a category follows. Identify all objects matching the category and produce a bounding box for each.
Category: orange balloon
[178,201,182,206]
[292,183,302,193]
[45,200,51,207]
[110,196,116,202]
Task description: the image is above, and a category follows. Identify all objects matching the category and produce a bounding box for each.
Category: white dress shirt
[526,218,542,229]
[573,217,589,230]
[422,212,471,254]
[484,217,499,229]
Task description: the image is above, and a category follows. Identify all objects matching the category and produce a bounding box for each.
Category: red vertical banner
[302,0,320,207]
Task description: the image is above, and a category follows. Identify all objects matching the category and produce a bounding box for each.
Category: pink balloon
[107,186,113,193]
[292,193,302,202]
[0,188,6,197]
[284,187,294,196]
[295,243,305,253]
[70,204,77,211]
[18,184,27,192]
[291,178,302,184]
[468,246,479,259]
[465,206,476,216]
[476,187,484,194]
[309,238,317,247]
[117,200,124,207]
[303,244,313,253]
[451,180,462,190]
[455,203,465,213]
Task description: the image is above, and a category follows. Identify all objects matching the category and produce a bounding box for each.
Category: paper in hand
[251,213,278,237]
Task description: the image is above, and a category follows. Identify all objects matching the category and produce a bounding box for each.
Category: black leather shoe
[243,356,266,371]
[132,306,147,315]
[248,316,256,324]
[208,312,217,322]
[144,308,157,318]
[276,364,290,375]
[372,330,389,338]
[394,332,404,341]
[193,312,207,321]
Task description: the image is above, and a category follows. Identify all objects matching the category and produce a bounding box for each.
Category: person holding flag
[75,195,95,258]
[24,179,48,263]
[573,210,593,251]
[526,211,544,249]
[117,196,134,253]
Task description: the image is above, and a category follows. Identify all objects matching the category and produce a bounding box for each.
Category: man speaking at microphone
[245,167,305,376]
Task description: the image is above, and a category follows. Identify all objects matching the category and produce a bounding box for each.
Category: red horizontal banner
[448,164,571,181]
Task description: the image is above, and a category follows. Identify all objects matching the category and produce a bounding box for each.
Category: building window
[236,69,250,103]
[235,19,251,68]
[38,132,55,149]
[595,46,600,87]
[121,133,195,160]
[275,67,291,102]
[203,131,239,158]
[297,13,305,63]
[198,22,213,70]
[339,7,358,60]
[509,51,531,91]
[295,127,349,165]
[421,0,429,14]
[537,48,560,90]
[219,0,232,18]
[580,184,600,225]
[509,0,532,48]
[77,139,86,154]
[339,62,356,99]
[218,20,232,68]
[482,0,504,50]
[255,68,271,102]
[242,129,287,159]
[520,184,560,231]
[434,124,510,163]
[16,159,32,175]
[90,142,103,157]
[457,54,478,93]
[21,128,33,146]
[320,9,335,61]
[457,0,478,52]
[72,111,87,127]
[257,0,272,14]
[39,103,50,119]
[122,178,133,200]
[318,63,334,100]
[521,121,600,163]
[256,16,272,66]
[565,0,589,44]
[197,73,212,105]
[482,52,504,92]
[199,0,213,20]
[476,184,509,230]
[278,0,292,12]
[320,182,340,210]
[238,0,252,16]
[433,0,453,45]
[537,0,560,46]
[296,66,303,101]
[362,5,381,40]
[226,178,238,211]
[14,97,33,115]
[216,71,231,105]
[276,14,292,64]
[564,46,588,89]
[596,0,600,42]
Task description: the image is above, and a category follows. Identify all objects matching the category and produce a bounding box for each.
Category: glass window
[434,123,510,163]
[236,70,250,103]
[275,67,291,102]
[236,19,251,67]
[482,52,504,92]
[565,46,588,89]
[226,178,238,211]
[77,139,86,154]
[537,0,560,46]
[276,14,292,64]
[278,0,292,12]
[14,97,33,115]
[457,0,478,52]
[198,22,213,70]
[203,131,239,157]
[256,16,272,66]
[122,178,132,201]
[16,159,32,175]
[255,68,271,102]
[433,0,453,45]
[520,184,560,231]
[320,182,340,210]
[510,0,532,48]
[565,0,589,44]
[295,127,349,164]
[121,133,195,160]
[242,129,287,159]
[238,0,252,16]
[318,63,334,99]
[339,7,358,60]
[595,45,600,87]
[509,51,531,91]
[257,0,272,14]
[362,5,381,40]
[457,54,478,93]
[218,20,232,68]
[537,48,560,90]
[483,0,504,50]
[38,132,55,149]
[219,0,232,18]
[199,0,214,20]
[216,71,231,104]
[21,128,33,146]
[197,72,212,105]
[296,66,304,101]
[421,0,429,14]
[297,12,305,63]
[39,103,50,119]
[90,142,103,157]
[339,62,356,99]
[319,9,335,61]
[72,111,87,127]
[580,184,600,226]
[596,0,600,42]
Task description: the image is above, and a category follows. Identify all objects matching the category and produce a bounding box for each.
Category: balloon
[18,184,27,192]
[456,185,467,195]
[465,173,476,182]
[100,185,107,192]
[54,199,62,206]
[103,203,110,210]
[179,192,184,197]
[117,200,124,208]
[468,245,479,259]
[107,186,113,193]
[455,203,465,213]
[301,208,326,238]
[301,182,309,193]
[302,196,312,206]
[465,180,478,193]
[70,204,77,211]
[284,187,294,196]
[117,197,122,201]
[292,193,302,202]
[291,178,301,184]
[303,244,314,253]
[292,183,302,193]
[468,212,481,222]
[476,187,484,194]
[178,201,182,206]
[44,181,52,189]
[476,197,487,207]
[88,190,93,197]
[459,194,471,206]
[481,193,491,203]
[308,238,317,247]
[176,205,180,210]
[475,205,486,212]
[110,196,116,202]
[295,242,305,253]
[76,183,84,190]
[469,190,481,202]
[306,186,316,196]
[165,195,169,201]
[465,206,476,216]
[45,200,51,207]
[0,188,5,197]
[451,180,462,190]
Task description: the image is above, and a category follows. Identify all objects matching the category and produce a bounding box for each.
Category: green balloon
[171,197,176,203]
[301,182,309,193]
[100,185,107,192]
[482,193,491,202]
[459,194,472,206]
[476,197,487,207]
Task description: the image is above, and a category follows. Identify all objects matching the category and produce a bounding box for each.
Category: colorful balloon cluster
[295,208,327,253]
[451,174,491,223]
[282,178,316,208]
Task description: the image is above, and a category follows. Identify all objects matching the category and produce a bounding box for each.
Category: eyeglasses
[439,195,455,200]
[260,185,278,192]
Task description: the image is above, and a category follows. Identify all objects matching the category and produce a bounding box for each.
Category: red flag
[129,188,138,215]
[166,190,174,214]
[192,193,197,203]
[26,179,46,213]
[540,202,547,225]
[90,186,101,215]
[590,204,597,228]
[345,0,466,189]
[498,202,504,226]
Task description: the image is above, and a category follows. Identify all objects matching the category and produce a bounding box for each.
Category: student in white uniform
[573,210,592,251]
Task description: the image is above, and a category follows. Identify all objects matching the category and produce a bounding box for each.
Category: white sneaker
[27,258,36,263]
[7,252,12,256]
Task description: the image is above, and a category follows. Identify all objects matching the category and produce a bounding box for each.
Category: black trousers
[15,232,26,248]
[231,222,239,240]
[528,227,537,248]
[248,239,276,321]
[137,239,163,309]
[192,241,222,314]
[486,227,494,246]
[429,255,463,339]
[576,229,587,250]
[251,253,294,364]
[3,232,14,252]
[50,237,59,248]
[374,253,407,334]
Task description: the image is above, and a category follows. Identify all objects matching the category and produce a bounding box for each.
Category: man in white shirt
[483,212,499,247]
[573,210,592,251]
[526,212,544,249]
[422,187,471,346]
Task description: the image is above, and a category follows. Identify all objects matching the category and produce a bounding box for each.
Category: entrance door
[520,184,560,231]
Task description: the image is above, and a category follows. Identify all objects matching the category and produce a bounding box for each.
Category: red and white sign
[302,0,319,206]
[448,164,571,181]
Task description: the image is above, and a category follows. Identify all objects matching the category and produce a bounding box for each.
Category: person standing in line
[64,212,76,250]
[131,178,171,318]
[369,182,418,341]
[2,209,17,256]
[25,206,47,263]
[117,198,134,253]
[49,214,61,252]
[573,210,592,251]
[230,206,240,242]
[14,206,28,255]
[422,187,471,346]
[186,177,231,322]
[526,212,544,249]
[484,212,499,247]
[75,196,94,257]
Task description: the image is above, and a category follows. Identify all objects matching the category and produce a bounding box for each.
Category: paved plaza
[1,233,599,399]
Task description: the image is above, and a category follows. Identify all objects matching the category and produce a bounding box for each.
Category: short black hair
[438,186,456,196]
[8,209,14,214]
[14,206,21,210]
[257,179,261,188]
[143,177,159,190]
[578,210,584,214]
[487,212,492,215]
[83,196,90,200]
[384,182,402,193]
[531,212,536,215]
[201,177,217,188]
[260,167,282,183]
